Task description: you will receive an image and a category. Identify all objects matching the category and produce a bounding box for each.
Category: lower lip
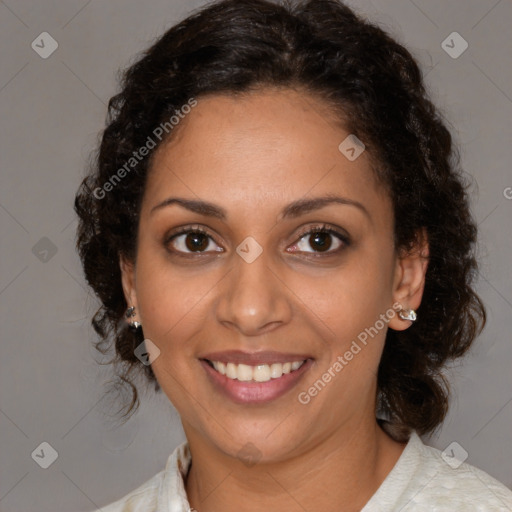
[201,359,313,404]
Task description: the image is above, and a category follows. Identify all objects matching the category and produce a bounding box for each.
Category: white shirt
[96,432,512,511]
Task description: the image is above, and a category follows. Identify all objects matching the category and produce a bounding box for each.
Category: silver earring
[125,306,141,329]
[398,308,417,322]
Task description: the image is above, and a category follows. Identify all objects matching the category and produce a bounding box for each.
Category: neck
[184,418,406,512]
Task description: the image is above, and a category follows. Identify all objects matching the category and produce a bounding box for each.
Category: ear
[119,254,138,325]
[388,228,429,331]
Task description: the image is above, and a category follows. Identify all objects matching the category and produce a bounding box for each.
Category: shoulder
[365,432,512,511]
[94,441,191,512]
[97,470,164,512]
[416,439,512,510]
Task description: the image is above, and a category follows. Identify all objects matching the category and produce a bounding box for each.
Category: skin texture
[120,88,429,512]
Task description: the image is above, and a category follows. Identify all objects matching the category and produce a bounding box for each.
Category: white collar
[155,432,424,512]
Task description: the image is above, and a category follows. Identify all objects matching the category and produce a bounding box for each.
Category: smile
[200,355,314,404]
[207,360,306,382]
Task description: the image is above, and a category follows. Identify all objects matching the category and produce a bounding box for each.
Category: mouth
[204,359,306,382]
[199,351,314,404]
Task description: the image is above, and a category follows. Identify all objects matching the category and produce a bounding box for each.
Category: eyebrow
[150,194,370,220]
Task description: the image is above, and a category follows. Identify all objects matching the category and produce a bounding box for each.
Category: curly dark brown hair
[74,0,485,437]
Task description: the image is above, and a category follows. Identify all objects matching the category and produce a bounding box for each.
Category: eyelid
[287,222,350,255]
[293,223,350,245]
[165,224,221,243]
[164,222,350,255]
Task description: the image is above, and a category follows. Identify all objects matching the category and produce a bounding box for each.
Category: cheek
[134,253,215,411]
[294,270,392,410]
[300,283,387,380]
[291,253,393,339]
[134,247,226,355]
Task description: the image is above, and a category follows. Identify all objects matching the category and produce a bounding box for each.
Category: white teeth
[237,364,253,381]
[212,361,226,375]
[209,360,306,382]
[253,364,271,382]
[270,363,282,379]
[226,362,237,379]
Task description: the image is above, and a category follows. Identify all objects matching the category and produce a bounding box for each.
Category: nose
[215,249,293,337]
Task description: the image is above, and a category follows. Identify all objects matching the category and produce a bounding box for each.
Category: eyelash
[293,223,350,254]
[164,223,350,257]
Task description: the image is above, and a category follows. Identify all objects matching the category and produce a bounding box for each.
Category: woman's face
[121,88,425,462]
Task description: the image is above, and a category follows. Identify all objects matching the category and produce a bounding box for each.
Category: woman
[75,0,512,510]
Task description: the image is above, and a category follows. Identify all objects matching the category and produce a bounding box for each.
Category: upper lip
[200,350,313,365]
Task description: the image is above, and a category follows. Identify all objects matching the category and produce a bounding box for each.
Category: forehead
[142,88,389,223]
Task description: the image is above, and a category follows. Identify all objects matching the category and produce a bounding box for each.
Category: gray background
[0,0,511,510]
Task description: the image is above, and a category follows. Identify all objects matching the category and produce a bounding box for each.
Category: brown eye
[288,224,349,255]
[308,231,333,252]
[184,232,209,252]
[166,228,223,254]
